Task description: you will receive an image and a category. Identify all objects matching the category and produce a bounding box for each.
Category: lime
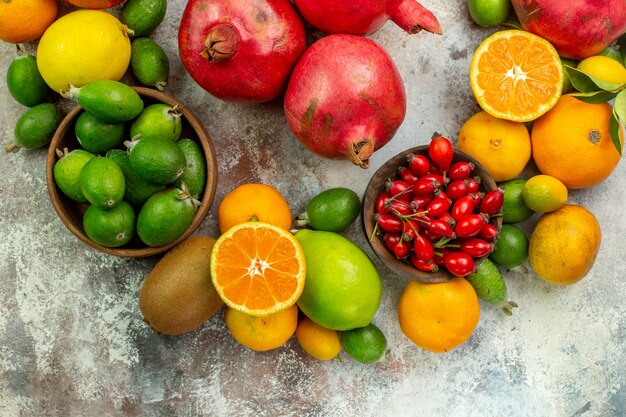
[522,174,568,213]
[174,139,206,198]
[121,0,167,37]
[128,136,186,184]
[83,201,135,248]
[75,111,125,154]
[7,51,51,107]
[560,58,577,94]
[129,103,181,142]
[466,258,517,315]
[297,187,361,232]
[341,323,387,364]
[130,37,170,91]
[490,224,528,268]
[106,149,165,206]
[53,148,95,203]
[500,178,534,223]
[296,317,341,361]
[12,103,61,151]
[80,157,126,209]
[468,0,511,27]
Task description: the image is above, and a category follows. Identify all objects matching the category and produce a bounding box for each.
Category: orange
[0,0,58,44]
[531,95,623,189]
[295,317,341,361]
[210,221,306,317]
[529,205,601,286]
[218,183,292,233]
[470,30,563,122]
[398,278,480,353]
[224,304,298,351]
[458,111,531,182]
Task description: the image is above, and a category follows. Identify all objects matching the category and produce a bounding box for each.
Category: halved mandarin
[470,30,563,123]
[210,221,306,317]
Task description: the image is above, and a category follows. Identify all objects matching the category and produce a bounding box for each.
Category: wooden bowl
[362,145,502,282]
[46,87,218,258]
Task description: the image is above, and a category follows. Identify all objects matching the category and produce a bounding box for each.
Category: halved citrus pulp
[210,222,306,317]
[470,30,563,123]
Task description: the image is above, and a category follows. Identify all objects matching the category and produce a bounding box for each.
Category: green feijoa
[121,0,167,37]
[10,103,61,151]
[7,51,51,107]
[127,136,186,184]
[75,111,126,154]
[131,38,170,91]
[106,149,165,206]
[80,157,126,209]
[297,187,361,232]
[53,148,96,203]
[174,139,206,198]
[465,258,518,316]
[83,201,136,248]
[130,103,181,142]
[63,80,144,123]
[136,188,198,247]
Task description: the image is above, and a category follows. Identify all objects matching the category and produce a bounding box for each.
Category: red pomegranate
[293,0,441,36]
[511,0,626,59]
[63,0,125,8]
[284,35,406,169]
[178,0,306,103]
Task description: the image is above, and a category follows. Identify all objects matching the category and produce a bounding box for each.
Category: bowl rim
[362,144,502,282]
[45,86,218,258]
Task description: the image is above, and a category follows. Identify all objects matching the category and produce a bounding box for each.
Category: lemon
[37,10,132,93]
[577,55,626,85]
[522,175,568,213]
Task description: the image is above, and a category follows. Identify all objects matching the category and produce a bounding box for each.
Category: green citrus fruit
[75,111,125,154]
[501,178,534,223]
[53,148,95,203]
[522,174,568,213]
[341,323,387,364]
[490,224,528,268]
[298,187,361,232]
[83,201,135,248]
[79,157,126,209]
[468,0,511,27]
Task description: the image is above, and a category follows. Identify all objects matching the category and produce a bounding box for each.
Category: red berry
[414,176,440,195]
[448,161,474,181]
[398,166,420,185]
[387,199,413,216]
[407,153,430,177]
[455,213,488,238]
[443,251,475,276]
[410,255,439,272]
[428,133,454,171]
[376,214,404,233]
[428,219,456,238]
[438,212,456,227]
[426,197,451,217]
[479,223,499,242]
[433,248,450,266]
[479,188,504,216]
[384,233,411,259]
[465,177,481,194]
[460,238,493,258]
[376,191,391,214]
[421,173,446,188]
[410,195,431,211]
[451,195,475,221]
[413,234,435,261]
[446,179,470,201]
[386,179,412,199]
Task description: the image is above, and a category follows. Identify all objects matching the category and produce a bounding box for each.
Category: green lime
[297,187,361,232]
[131,38,170,91]
[121,0,167,37]
[11,103,61,151]
[341,323,387,364]
[80,157,126,209]
[83,201,136,248]
[501,178,534,223]
[561,58,577,94]
[106,149,165,206]
[7,52,51,107]
[295,229,381,331]
[468,0,511,27]
[490,224,528,268]
[75,111,125,154]
[128,136,186,184]
[53,148,96,203]
[136,188,198,247]
[64,80,144,124]
[465,258,517,315]
[522,174,568,213]
[129,103,181,142]
[174,139,206,198]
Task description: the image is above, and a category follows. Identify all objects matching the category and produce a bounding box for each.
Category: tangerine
[295,317,341,361]
[224,304,298,351]
[0,0,58,44]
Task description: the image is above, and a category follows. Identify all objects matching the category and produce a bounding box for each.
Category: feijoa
[7,50,51,107]
[83,201,136,248]
[10,103,61,151]
[106,149,165,206]
[175,138,206,198]
[75,111,125,153]
[121,0,167,37]
[465,258,518,315]
[129,103,181,142]
[53,148,96,203]
[63,80,144,123]
[130,37,169,91]
[80,157,126,209]
[136,187,198,247]
[127,136,186,184]
[297,187,361,232]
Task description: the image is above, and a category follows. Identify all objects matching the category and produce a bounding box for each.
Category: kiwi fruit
[139,236,223,335]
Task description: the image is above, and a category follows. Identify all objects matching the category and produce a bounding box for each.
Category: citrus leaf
[610,114,622,156]
[614,89,626,124]
[568,90,617,104]
[565,65,625,93]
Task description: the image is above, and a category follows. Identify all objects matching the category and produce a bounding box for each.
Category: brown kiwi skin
[139,236,223,336]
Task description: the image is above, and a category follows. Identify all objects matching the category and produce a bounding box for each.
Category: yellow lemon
[37,10,132,93]
[577,55,626,85]
[458,111,531,182]
[522,175,568,213]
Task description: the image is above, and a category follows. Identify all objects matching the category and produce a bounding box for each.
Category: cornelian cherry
[443,251,475,276]
[407,153,430,177]
[428,133,454,171]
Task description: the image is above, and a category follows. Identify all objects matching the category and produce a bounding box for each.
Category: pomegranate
[63,0,124,8]
[511,0,626,59]
[178,0,306,103]
[284,35,406,168]
[292,0,441,36]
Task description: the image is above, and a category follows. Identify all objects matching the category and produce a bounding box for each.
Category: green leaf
[565,65,625,93]
[614,89,626,124]
[610,114,622,156]
[568,90,617,104]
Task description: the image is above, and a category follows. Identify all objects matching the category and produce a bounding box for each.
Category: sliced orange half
[210,221,306,317]
[470,30,563,123]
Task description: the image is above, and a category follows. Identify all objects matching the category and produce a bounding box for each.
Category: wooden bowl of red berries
[363,133,503,283]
